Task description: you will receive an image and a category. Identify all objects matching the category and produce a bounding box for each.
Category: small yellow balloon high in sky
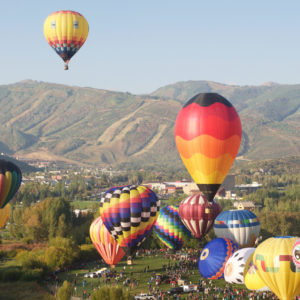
[44,10,89,70]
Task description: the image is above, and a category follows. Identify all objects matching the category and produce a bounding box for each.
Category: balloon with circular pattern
[175,93,242,202]
[224,247,255,284]
[198,237,239,279]
[292,238,300,268]
[254,236,300,300]
[44,10,89,70]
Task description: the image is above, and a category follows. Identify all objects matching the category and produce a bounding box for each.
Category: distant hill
[0,80,299,170]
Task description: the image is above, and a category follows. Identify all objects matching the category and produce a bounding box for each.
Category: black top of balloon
[183,93,232,108]
[0,159,21,175]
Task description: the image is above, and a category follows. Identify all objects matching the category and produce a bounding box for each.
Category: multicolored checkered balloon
[154,205,191,250]
[99,185,160,259]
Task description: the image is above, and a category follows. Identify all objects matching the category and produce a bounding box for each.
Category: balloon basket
[64,64,69,70]
[127,259,132,265]
[111,265,116,269]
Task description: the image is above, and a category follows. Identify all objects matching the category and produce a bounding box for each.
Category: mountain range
[0,80,299,170]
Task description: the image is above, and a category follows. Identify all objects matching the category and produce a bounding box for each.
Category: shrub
[57,280,74,300]
[0,250,7,259]
[0,267,22,281]
[79,244,100,262]
[91,286,131,300]
[21,268,44,281]
[16,249,48,273]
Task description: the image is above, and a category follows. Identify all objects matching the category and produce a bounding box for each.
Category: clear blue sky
[1,0,300,94]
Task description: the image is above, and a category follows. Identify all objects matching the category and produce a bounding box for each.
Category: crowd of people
[50,248,288,299]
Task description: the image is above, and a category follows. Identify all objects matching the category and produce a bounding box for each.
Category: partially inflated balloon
[0,204,11,229]
[90,217,125,266]
[224,247,254,284]
[244,252,269,291]
[179,193,221,240]
[44,10,89,70]
[99,185,160,262]
[292,238,300,268]
[175,93,242,202]
[214,209,260,248]
[198,237,239,279]
[254,237,300,300]
[0,160,22,209]
[153,205,190,250]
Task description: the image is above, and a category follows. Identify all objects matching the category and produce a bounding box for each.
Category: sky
[1,0,300,94]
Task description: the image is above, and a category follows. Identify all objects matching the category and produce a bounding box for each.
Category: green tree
[45,237,80,269]
[58,281,74,300]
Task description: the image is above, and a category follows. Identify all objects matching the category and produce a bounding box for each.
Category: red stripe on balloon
[175,115,241,140]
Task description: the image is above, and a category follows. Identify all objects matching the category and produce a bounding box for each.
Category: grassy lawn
[0,282,55,300]
[56,254,232,299]
[0,253,257,299]
[70,200,98,210]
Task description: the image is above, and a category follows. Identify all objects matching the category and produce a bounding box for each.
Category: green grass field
[56,254,231,299]
[0,252,259,299]
[0,282,55,300]
[70,200,98,210]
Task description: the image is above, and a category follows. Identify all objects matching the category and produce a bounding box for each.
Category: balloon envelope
[179,193,221,240]
[254,236,300,300]
[214,209,260,247]
[0,204,11,229]
[198,237,239,279]
[244,252,269,291]
[154,205,190,250]
[175,93,242,202]
[99,185,160,257]
[224,247,255,284]
[90,217,125,266]
[292,238,300,268]
[0,160,22,209]
[44,10,89,69]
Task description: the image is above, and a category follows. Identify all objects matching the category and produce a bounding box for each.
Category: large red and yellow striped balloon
[90,217,125,266]
[175,93,242,202]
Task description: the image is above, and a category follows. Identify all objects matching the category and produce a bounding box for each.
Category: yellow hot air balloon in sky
[0,204,11,229]
[253,237,300,300]
[44,10,89,70]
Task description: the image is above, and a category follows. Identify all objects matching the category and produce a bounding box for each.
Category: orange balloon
[90,217,125,266]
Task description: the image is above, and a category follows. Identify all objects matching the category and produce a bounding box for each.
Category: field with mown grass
[56,254,232,299]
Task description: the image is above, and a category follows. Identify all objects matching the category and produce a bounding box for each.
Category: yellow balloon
[0,204,11,229]
[44,10,89,70]
[244,252,268,291]
[254,237,300,300]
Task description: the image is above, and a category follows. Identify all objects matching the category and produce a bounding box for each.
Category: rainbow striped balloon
[99,185,160,257]
[175,93,242,202]
[154,205,190,250]
[0,160,22,209]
